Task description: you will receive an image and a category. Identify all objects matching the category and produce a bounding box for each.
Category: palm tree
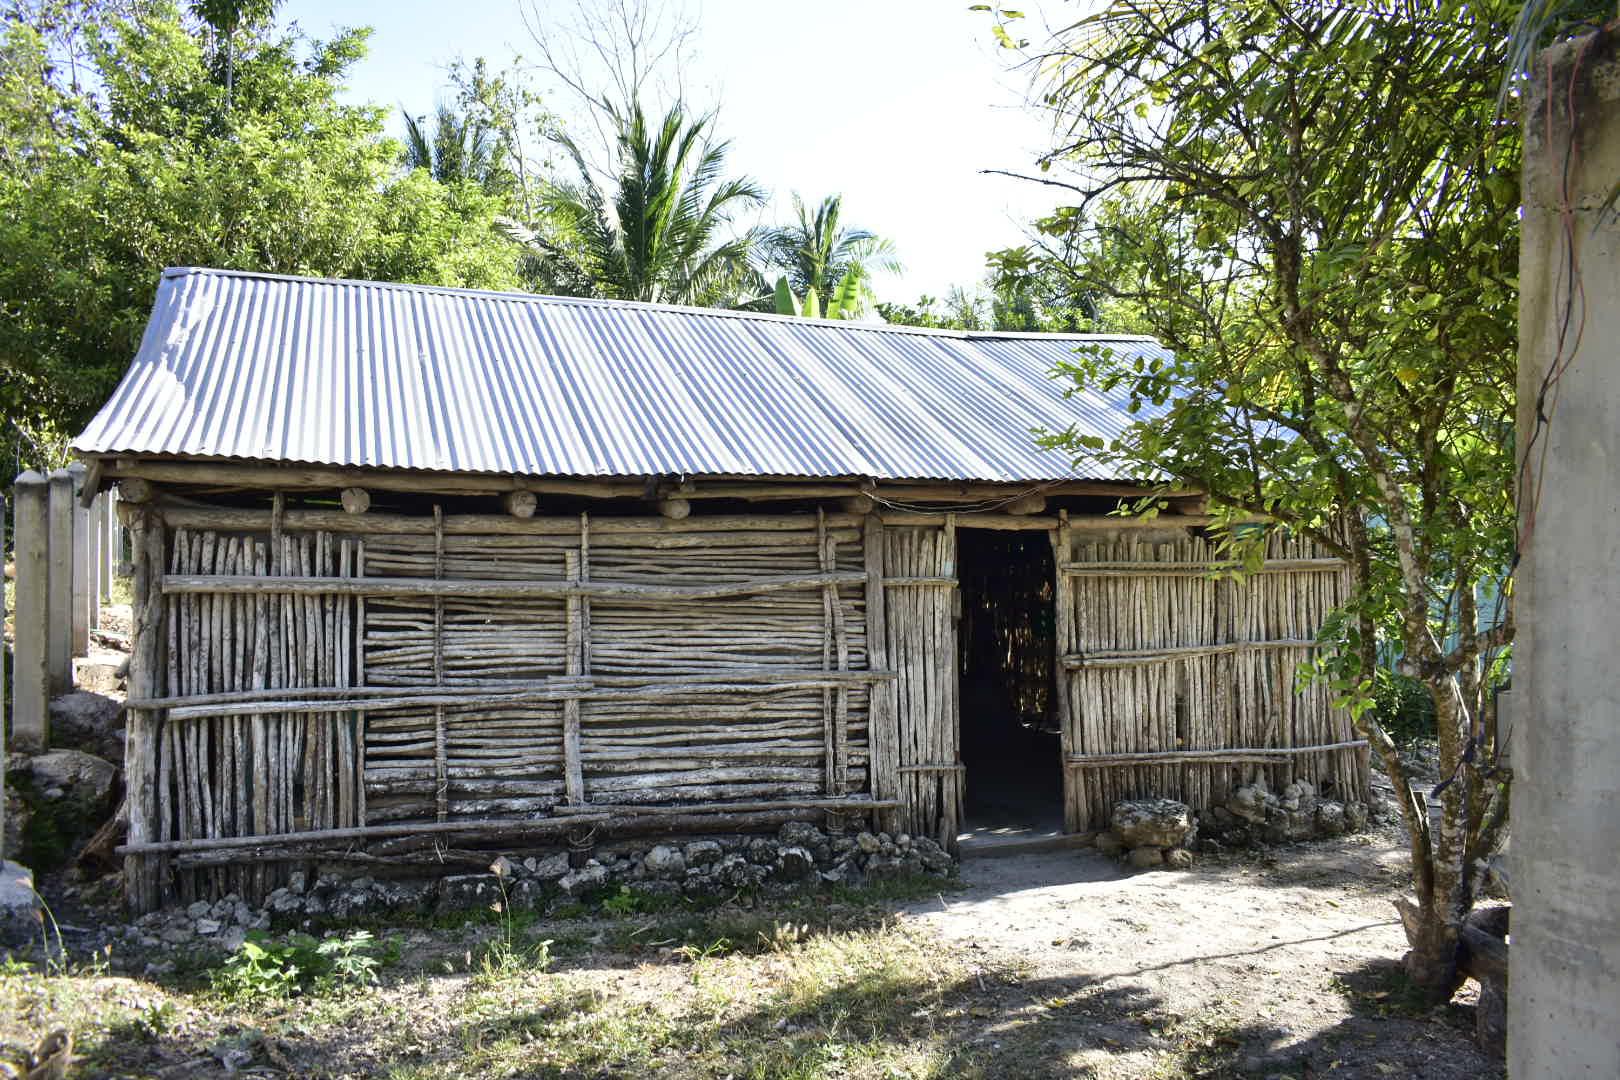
[509,102,765,306]
[401,104,511,194]
[758,194,901,315]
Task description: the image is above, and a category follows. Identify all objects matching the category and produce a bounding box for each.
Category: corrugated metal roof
[74,267,1170,484]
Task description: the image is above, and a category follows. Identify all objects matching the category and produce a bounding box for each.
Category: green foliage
[1373,671,1439,749]
[600,885,645,917]
[210,930,382,1002]
[1010,0,1519,977]
[400,103,514,194]
[507,100,764,306]
[757,193,899,317]
[0,0,523,457]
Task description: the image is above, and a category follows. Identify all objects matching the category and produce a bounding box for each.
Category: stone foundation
[1197,779,1369,849]
[115,823,953,950]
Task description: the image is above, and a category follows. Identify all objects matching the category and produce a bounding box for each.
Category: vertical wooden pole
[941,514,960,852]
[68,463,90,656]
[431,506,447,821]
[563,548,585,805]
[46,469,74,694]
[125,506,167,912]
[1051,512,1080,833]
[863,516,894,829]
[11,473,49,754]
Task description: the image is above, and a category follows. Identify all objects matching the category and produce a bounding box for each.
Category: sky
[276,0,1069,302]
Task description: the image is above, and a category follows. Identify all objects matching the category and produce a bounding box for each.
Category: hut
[74,268,1369,911]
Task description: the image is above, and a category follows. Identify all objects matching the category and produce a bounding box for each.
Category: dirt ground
[0,825,1500,1079]
[903,826,1500,1079]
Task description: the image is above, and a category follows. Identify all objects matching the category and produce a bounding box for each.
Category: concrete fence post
[12,472,50,753]
[1512,30,1620,1077]
[97,491,112,611]
[46,468,74,694]
[69,462,91,657]
[1,491,6,843]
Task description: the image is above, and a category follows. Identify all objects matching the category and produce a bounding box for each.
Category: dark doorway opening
[956,528,1063,847]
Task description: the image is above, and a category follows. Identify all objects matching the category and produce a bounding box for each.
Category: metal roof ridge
[159,267,1161,344]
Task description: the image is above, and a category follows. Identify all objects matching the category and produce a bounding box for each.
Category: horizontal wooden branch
[1060,557,1344,577]
[130,669,895,718]
[1062,639,1320,668]
[882,577,958,588]
[546,797,898,817]
[114,797,900,856]
[1064,740,1369,768]
[160,571,868,602]
[153,503,865,537]
[895,763,967,773]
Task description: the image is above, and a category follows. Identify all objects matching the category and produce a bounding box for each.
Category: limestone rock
[1094,832,1125,858]
[774,846,816,883]
[777,822,825,849]
[1165,848,1194,870]
[1344,801,1370,832]
[48,692,126,763]
[438,874,502,912]
[531,853,571,881]
[1112,799,1195,850]
[855,831,881,855]
[644,844,686,879]
[558,863,608,896]
[5,750,119,868]
[1126,846,1165,869]
[0,861,42,948]
[683,840,723,867]
[1227,783,1272,825]
[1316,800,1347,837]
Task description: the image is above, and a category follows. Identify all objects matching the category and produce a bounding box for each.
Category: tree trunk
[1395,895,1465,1000]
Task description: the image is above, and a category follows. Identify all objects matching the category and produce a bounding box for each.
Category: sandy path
[900,833,1501,1079]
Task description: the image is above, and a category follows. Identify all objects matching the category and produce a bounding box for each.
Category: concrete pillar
[68,462,90,656]
[11,473,50,753]
[97,492,111,610]
[45,468,74,695]
[1512,30,1620,1078]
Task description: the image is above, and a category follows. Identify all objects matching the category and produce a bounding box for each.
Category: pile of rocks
[119,895,271,955]
[1199,779,1369,847]
[1095,798,1198,869]
[115,822,954,946]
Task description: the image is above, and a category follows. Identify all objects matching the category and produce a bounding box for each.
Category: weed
[210,930,383,1002]
[601,884,645,916]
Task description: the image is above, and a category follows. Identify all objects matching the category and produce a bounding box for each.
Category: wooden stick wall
[882,522,961,850]
[1057,524,1370,832]
[132,507,876,906]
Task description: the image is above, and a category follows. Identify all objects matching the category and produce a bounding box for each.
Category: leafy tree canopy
[984,0,1532,994]
[506,101,765,307]
[0,0,523,459]
[757,193,899,318]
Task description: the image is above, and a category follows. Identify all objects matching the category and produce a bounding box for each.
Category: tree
[878,287,986,330]
[758,194,900,318]
[993,0,1525,996]
[189,0,276,109]
[0,0,524,454]
[508,101,764,306]
[400,103,512,194]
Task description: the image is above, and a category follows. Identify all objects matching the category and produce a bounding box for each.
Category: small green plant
[473,857,554,981]
[314,930,381,990]
[211,929,383,1002]
[601,885,645,917]
[212,936,303,1001]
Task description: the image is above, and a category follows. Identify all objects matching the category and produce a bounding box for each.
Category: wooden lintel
[97,457,1186,504]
